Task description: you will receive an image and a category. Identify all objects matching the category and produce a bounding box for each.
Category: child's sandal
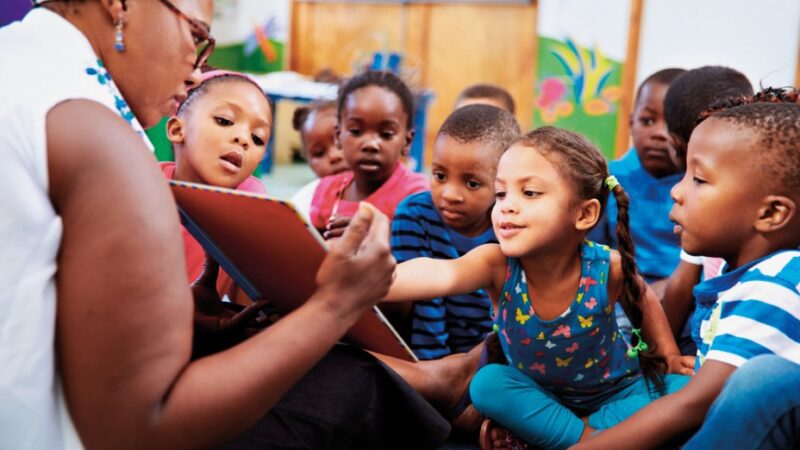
[479,418,528,450]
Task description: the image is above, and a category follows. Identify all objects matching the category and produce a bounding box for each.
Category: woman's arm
[383,243,507,303]
[570,360,736,450]
[49,100,395,450]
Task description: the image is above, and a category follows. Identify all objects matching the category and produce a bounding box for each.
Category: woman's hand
[315,203,396,320]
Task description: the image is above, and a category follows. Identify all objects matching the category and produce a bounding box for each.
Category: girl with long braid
[384,127,692,449]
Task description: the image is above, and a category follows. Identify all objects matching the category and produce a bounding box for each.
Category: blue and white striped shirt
[693,250,800,370]
[391,191,496,360]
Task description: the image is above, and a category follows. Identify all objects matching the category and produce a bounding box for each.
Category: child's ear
[166,116,185,144]
[334,124,343,149]
[754,195,796,233]
[575,198,602,231]
[403,128,415,155]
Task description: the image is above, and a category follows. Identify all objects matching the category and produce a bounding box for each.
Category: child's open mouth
[497,222,525,238]
[220,151,243,173]
[668,214,683,236]
[356,159,382,173]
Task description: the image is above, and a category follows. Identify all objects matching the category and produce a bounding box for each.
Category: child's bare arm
[570,360,736,450]
[608,252,689,373]
[661,260,702,337]
[639,279,694,374]
[384,243,506,303]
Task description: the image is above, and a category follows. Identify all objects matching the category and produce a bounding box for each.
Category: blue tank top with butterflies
[494,240,640,400]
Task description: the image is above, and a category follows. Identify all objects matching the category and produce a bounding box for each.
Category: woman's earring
[114,18,125,52]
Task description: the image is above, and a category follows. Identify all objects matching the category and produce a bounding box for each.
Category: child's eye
[348,128,362,137]
[640,118,655,126]
[214,117,232,126]
[433,172,446,182]
[252,134,265,147]
[523,190,540,197]
[467,180,481,190]
[495,191,506,199]
[692,176,706,185]
[380,131,395,139]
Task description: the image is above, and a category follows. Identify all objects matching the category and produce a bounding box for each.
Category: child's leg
[683,355,800,450]
[470,364,585,450]
[587,374,690,429]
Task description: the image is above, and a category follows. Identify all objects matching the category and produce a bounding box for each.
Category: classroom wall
[290,1,537,164]
[289,0,800,166]
[636,0,800,90]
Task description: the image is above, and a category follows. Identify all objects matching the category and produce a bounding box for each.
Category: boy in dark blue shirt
[391,104,519,359]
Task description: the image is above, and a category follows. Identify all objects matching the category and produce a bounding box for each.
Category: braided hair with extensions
[515,126,667,393]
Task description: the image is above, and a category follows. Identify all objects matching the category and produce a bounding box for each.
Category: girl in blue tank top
[385,127,693,449]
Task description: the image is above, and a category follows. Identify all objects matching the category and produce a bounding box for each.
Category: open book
[169,180,417,362]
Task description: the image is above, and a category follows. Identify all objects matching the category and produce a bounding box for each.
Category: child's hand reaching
[191,254,272,335]
[666,354,696,375]
[323,215,351,240]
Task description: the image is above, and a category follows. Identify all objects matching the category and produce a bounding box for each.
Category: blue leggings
[470,364,690,450]
[683,354,800,450]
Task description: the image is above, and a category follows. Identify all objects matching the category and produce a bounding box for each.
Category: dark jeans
[219,344,450,450]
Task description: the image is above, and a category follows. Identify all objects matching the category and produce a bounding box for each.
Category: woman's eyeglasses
[157,0,215,69]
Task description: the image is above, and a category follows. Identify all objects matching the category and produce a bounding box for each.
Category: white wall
[213,0,290,45]
[636,0,800,89]
[538,0,631,60]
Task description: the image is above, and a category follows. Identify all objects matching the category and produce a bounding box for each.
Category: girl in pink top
[310,71,429,238]
[163,69,270,310]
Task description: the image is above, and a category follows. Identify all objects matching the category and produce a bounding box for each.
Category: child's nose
[670,179,684,204]
[328,146,344,163]
[499,198,518,214]
[651,124,668,141]
[360,135,381,153]
[441,184,463,203]
[233,130,250,149]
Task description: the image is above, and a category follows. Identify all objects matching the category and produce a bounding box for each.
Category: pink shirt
[309,163,429,230]
[160,162,267,297]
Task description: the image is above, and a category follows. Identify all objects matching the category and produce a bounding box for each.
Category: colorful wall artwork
[534,0,632,159]
[207,0,289,73]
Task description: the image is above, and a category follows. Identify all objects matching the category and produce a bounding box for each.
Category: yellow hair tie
[605,175,620,191]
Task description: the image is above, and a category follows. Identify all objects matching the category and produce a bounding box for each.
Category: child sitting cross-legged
[572,90,800,450]
[385,126,693,449]
[391,104,520,360]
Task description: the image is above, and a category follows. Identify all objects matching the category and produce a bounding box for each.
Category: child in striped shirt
[391,104,520,359]
[574,91,800,450]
